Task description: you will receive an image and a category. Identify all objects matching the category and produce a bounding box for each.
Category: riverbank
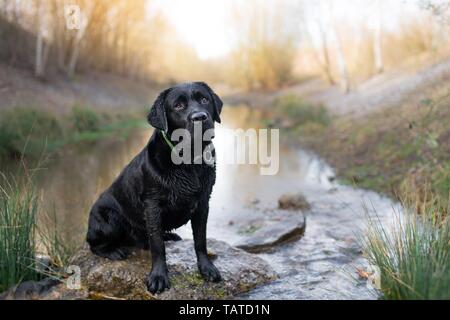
[0,63,159,114]
[0,106,147,161]
[235,76,450,299]
[0,63,156,161]
[302,89,450,213]
[228,68,450,213]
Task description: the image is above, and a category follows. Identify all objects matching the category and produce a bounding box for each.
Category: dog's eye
[174,103,184,111]
[200,97,208,104]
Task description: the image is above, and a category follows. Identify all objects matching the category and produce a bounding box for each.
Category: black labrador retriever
[86,82,223,294]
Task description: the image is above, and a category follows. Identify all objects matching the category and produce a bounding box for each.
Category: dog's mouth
[186,122,214,137]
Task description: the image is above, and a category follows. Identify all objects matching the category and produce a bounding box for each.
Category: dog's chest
[160,167,213,229]
[168,169,209,204]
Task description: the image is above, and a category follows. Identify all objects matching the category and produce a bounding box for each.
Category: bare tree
[316,18,335,85]
[0,0,205,82]
[326,0,350,93]
[34,0,50,78]
[373,0,384,74]
[229,0,297,90]
[66,2,91,78]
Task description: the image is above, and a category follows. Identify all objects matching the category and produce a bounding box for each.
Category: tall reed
[0,173,40,292]
[364,198,450,299]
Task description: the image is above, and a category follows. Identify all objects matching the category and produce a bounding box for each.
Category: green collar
[160,130,175,150]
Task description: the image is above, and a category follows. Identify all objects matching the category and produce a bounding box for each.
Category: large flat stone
[4,239,277,300]
[236,213,306,253]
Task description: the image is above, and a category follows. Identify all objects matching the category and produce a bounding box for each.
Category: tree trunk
[326,0,350,93]
[34,0,46,78]
[373,0,384,74]
[67,6,90,78]
[318,22,335,85]
[334,28,350,93]
[35,32,45,77]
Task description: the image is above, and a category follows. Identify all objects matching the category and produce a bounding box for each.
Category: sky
[151,0,427,60]
[151,0,234,59]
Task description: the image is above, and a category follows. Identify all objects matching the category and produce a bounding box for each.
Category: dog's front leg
[144,202,170,294]
[191,201,222,282]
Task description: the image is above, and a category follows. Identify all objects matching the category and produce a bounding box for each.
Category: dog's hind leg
[163,232,182,242]
[90,243,130,260]
[86,193,130,260]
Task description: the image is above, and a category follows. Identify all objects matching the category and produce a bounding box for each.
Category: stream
[32,105,400,300]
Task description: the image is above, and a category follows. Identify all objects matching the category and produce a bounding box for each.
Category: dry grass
[300,86,450,214]
[364,195,450,299]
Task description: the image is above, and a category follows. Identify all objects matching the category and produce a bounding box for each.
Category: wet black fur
[86,82,223,294]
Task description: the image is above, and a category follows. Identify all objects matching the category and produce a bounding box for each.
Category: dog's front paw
[198,260,222,282]
[146,270,170,294]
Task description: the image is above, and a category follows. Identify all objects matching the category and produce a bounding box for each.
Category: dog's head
[148,82,222,137]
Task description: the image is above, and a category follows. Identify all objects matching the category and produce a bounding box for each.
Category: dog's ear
[148,88,170,132]
[196,82,223,123]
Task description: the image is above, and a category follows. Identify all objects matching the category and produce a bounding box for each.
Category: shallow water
[30,105,400,299]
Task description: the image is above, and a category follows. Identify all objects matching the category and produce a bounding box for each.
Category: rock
[327,187,338,194]
[278,193,311,211]
[246,198,260,206]
[0,278,61,300]
[236,212,306,253]
[26,239,276,300]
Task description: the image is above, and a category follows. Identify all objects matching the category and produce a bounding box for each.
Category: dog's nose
[190,111,208,122]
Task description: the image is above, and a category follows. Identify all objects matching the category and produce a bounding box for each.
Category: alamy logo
[168,125,280,175]
[65,265,81,289]
[64,5,84,30]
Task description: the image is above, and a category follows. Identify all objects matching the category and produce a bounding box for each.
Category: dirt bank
[0,63,161,114]
[225,59,450,211]
[224,57,450,119]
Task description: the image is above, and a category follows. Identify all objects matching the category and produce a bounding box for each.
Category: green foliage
[274,94,330,127]
[364,204,450,299]
[0,106,145,159]
[430,163,450,210]
[0,174,40,292]
[0,108,63,158]
[70,106,102,133]
[0,169,78,292]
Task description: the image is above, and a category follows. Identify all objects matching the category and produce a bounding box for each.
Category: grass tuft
[363,198,450,300]
[0,162,77,292]
[0,172,40,292]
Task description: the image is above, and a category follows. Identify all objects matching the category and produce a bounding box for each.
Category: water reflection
[36,131,150,244]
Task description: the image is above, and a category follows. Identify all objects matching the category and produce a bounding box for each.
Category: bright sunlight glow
[153,0,425,60]
[152,0,233,60]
